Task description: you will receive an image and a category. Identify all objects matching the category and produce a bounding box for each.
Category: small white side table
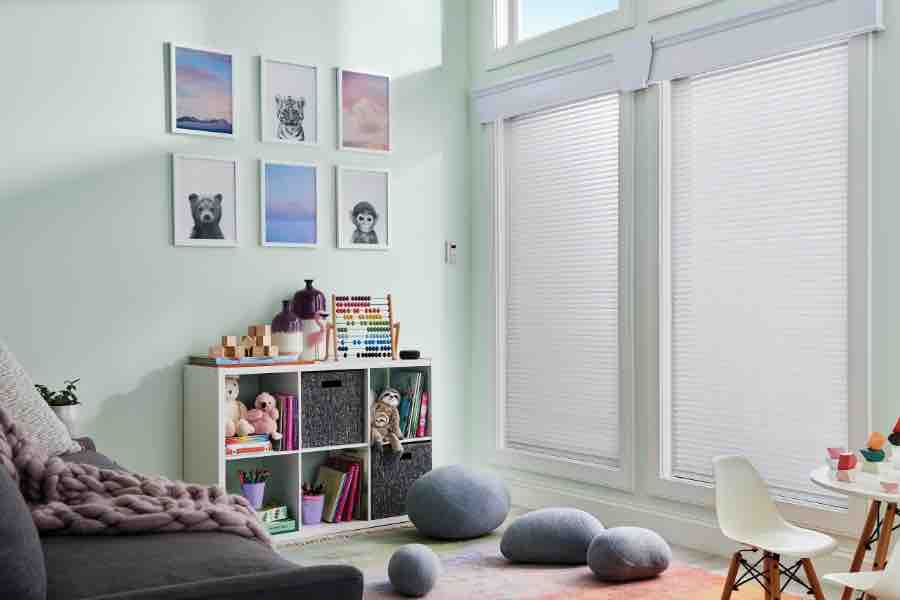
[811,466,900,600]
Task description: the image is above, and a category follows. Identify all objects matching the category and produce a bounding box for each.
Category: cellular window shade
[504,94,620,467]
[667,44,849,507]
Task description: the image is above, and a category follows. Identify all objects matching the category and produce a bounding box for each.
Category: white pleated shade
[667,44,850,507]
[504,94,621,467]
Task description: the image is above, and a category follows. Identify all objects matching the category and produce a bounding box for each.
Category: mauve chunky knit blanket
[0,406,269,544]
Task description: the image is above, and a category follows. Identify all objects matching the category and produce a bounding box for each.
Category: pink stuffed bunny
[246,392,282,441]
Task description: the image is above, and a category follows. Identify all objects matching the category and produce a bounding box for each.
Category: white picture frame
[260,160,320,248]
[260,57,319,146]
[172,154,240,247]
[336,166,391,250]
[169,43,237,139]
[337,68,392,154]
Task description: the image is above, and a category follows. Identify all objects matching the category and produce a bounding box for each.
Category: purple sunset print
[174,46,234,135]
[340,70,390,151]
[264,163,317,245]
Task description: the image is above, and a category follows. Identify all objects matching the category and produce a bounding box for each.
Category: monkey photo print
[338,69,390,152]
[261,161,318,247]
[336,166,390,250]
[172,154,239,247]
[261,58,318,145]
[170,44,235,137]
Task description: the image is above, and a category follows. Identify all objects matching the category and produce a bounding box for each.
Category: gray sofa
[2,439,363,600]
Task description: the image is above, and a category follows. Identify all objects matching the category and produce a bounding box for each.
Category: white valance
[650,0,883,82]
[471,0,883,123]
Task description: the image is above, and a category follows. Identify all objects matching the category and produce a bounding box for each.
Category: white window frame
[488,91,636,491]
[488,0,635,71]
[645,36,873,537]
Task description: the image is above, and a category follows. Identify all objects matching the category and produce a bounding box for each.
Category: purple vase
[302,494,325,525]
[292,280,327,320]
[272,300,301,356]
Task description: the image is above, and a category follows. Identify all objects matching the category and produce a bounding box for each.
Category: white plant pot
[51,404,79,437]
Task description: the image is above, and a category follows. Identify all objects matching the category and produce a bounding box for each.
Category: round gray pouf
[501,507,604,564]
[406,465,510,540]
[587,527,672,582]
[388,544,441,598]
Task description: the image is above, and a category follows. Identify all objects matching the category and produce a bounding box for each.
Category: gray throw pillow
[501,507,604,564]
[0,467,46,600]
[0,341,81,456]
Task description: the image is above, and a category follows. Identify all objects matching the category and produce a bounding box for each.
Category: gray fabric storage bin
[371,441,432,519]
[301,370,366,448]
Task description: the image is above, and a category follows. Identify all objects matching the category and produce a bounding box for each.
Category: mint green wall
[466,0,899,531]
[0,0,471,477]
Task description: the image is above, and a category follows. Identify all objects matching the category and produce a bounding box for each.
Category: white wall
[0,0,471,477]
[466,0,900,569]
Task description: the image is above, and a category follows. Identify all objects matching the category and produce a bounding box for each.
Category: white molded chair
[825,543,900,600]
[714,455,837,600]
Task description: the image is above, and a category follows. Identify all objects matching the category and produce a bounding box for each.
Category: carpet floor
[280,521,813,599]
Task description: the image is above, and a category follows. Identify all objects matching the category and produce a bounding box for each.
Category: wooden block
[239,335,255,349]
[264,345,279,357]
[208,345,225,358]
[255,335,272,347]
[224,346,241,359]
[248,325,272,338]
[222,335,238,347]
[252,346,267,358]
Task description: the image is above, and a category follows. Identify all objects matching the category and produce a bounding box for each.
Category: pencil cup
[241,482,266,510]
[302,494,325,525]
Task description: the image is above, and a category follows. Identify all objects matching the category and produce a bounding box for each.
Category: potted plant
[34,378,81,436]
[302,482,326,525]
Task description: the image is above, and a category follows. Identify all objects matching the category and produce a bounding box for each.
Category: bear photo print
[172,154,239,247]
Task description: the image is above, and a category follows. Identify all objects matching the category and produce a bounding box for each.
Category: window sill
[491,446,634,492]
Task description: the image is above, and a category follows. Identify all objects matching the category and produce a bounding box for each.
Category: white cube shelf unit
[183,358,432,545]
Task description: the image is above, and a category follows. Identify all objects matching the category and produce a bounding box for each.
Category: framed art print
[336,166,390,250]
[172,154,239,247]
[337,69,391,153]
[169,43,236,138]
[260,160,319,247]
[260,57,318,145]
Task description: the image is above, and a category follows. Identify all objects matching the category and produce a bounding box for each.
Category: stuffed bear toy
[371,388,403,452]
[224,375,254,438]
[246,392,282,441]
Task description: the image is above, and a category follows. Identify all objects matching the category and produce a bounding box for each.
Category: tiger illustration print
[275,94,305,141]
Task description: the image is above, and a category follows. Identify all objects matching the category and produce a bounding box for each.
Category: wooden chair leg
[802,559,826,600]
[770,553,781,600]
[721,552,741,600]
[844,500,882,600]
[873,503,897,571]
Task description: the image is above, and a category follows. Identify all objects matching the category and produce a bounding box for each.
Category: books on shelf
[256,504,288,524]
[266,518,297,535]
[225,434,272,456]
[274,393,300,451]
[393,372,429,440]
[315,466,347,523]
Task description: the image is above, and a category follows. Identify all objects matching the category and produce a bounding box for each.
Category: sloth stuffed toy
[371,388,404,452]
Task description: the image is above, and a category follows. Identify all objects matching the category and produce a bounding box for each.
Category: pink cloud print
[341,71,389,151]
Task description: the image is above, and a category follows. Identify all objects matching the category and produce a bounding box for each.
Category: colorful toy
[861,432,890,475]
[246,392,282,442]
[332,294,400,360]
[890,417,900,447]
[223,375,253,438]
[371,388,404,452]
[836,452,858,482]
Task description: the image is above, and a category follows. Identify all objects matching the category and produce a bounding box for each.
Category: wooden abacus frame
[329,294,400,361]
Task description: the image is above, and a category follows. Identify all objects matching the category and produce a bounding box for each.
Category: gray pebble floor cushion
[501,507,605,565]
[587,527,672,582]
[406,465,510,540]
[388,544,441,598]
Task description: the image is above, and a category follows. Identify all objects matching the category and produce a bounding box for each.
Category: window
[517,0,620,41]
[660,44,852,508]
[490,0,633,69]
[493,92,630,486]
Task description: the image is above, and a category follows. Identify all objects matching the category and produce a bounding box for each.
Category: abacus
[331,294,400,361]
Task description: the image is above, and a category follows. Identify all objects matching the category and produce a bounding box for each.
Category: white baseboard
[507,476,861,587]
